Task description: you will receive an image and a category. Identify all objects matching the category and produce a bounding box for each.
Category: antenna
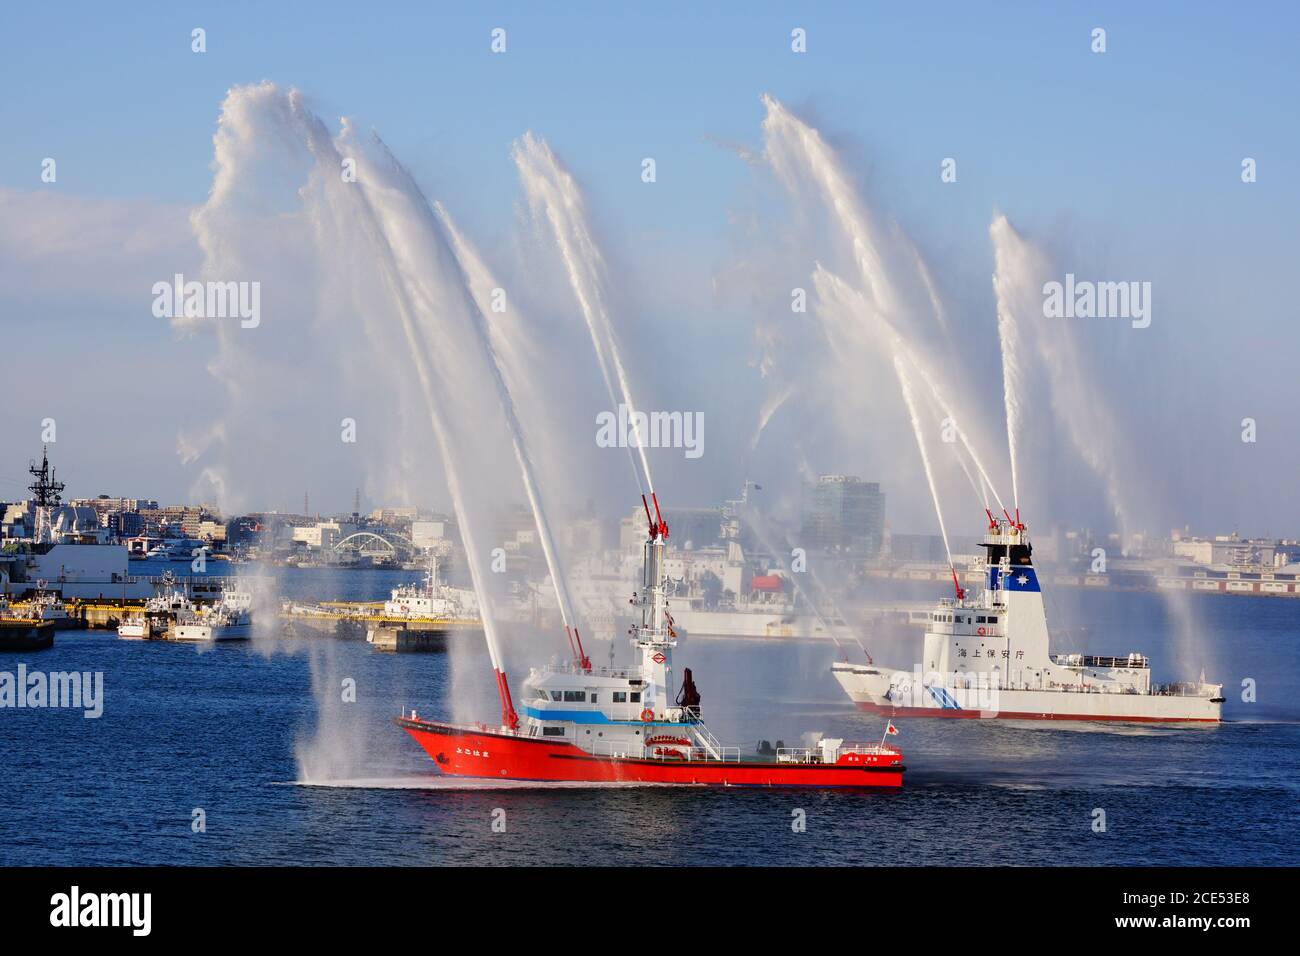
[28,445,65,506]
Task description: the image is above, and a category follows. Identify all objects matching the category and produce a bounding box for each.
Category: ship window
[630,692,641,703]
[542,726,566,737]
[612,691,627,703]
[550,691,563,701]
[563,690,586,702]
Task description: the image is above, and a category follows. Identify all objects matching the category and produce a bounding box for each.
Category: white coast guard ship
[833,514,1224,723]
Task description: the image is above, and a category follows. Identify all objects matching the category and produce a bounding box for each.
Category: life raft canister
[640,708,655,722]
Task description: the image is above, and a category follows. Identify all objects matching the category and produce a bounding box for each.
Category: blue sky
[6,2,1296,245]
[1,2,1298,532]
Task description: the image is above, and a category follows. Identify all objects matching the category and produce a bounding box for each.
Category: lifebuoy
[639,708,655,722]
[977,626,986,636]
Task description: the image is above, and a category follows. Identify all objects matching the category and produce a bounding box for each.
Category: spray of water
[990,215,1034,515]
[750,381,798,453]
[894,355,954,569]
[313,114,523,732]
[513,132,655,499]
[430,197,581,648]
[989,215,1133,536]
[189,84,538,778]
[810,263,1008,516]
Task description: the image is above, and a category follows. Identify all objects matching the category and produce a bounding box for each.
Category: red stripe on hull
[851,701,1220,724]
[398,718,904,788]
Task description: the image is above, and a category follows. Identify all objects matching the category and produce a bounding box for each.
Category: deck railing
[1053,653,1150,669]
[776,744,896,763]
[590,740,741,763]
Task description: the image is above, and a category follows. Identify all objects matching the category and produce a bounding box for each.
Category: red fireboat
[399,494,904,788]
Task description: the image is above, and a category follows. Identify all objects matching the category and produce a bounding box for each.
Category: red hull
[852,701,1219,723]
[398,717,904,788]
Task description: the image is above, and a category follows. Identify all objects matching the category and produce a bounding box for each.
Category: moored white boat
[168,589,253,642]
[382,555,476,621]
[116,615,150,640]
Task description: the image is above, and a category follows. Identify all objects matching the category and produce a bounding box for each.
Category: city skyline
[6,443,1298,550]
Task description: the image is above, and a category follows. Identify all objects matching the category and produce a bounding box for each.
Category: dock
[366,625,456,652]
[282,602,482,648]
[0,620,55,651]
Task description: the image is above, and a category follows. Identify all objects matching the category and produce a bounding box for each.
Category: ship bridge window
[542,726,566,737]
[613,691,627,703]
[629,691,641,703]
[550,691,563,702]
[562,690,586,702]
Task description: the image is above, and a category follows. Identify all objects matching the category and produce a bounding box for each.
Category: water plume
[750,381,798,452]
[299,106,513,692]
[431,197,582,654]
[990,217,1028,514]
[989,215,1132,536]
[512,132,656,500]
[187,83,532,776]
[894,355,954,569]
[810,262,1008,516]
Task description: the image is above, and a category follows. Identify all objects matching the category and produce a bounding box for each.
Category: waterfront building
[800,475,885,554]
